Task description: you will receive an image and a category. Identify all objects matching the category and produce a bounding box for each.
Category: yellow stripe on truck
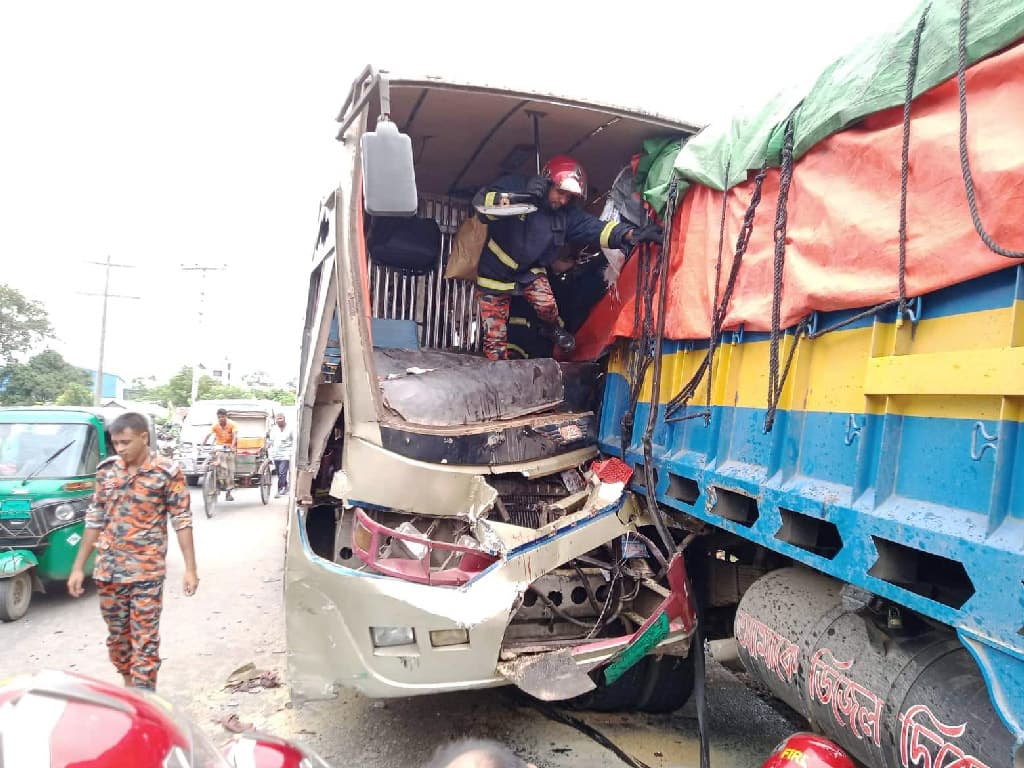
[607,304,1023,423]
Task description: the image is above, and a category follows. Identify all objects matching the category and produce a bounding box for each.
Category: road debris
[224,662,282,693]
[216,713,253,733]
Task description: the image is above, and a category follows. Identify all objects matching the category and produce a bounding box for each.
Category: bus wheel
[0,572,33,622]
[567,654,694,713]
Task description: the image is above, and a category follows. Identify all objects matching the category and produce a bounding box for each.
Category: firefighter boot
[548,325,576,353]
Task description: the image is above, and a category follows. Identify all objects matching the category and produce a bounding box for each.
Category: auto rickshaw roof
[0,407,108,425]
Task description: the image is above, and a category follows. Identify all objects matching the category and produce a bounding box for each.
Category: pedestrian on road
[423,739,536,768]
[267,411,294,498]
[209,407,238,501]
[67,411,198,691]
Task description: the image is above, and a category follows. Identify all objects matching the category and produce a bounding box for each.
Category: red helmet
[0,669,227,767]
[763,733,856,768]
[542,155,588,200]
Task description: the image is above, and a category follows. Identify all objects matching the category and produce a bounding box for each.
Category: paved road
[0,488,801,767]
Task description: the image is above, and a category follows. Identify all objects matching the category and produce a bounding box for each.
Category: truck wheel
[567,654,695,713]
[0,572,33,622]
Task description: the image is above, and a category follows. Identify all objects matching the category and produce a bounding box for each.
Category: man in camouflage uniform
[68,411,198,691]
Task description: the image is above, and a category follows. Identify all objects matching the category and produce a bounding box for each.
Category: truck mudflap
[0,550,38,578]
[497,553,696,701]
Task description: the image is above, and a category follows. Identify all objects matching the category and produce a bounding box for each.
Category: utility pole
[82,257,139,406]
[180,264,227,404]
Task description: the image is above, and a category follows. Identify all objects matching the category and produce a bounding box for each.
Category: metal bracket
[730,324,745,346]
[896,296,923,332]
[378,74,392,121]
[844,414,863,446]
[807,310,820,337]
[970,421,998,461]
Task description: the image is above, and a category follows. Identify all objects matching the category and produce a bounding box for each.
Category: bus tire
[567,653,694,713]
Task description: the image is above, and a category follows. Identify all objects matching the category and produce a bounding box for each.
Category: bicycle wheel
[259,463,272,505]
[202,466,218,519]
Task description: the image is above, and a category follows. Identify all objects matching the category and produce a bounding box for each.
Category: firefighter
[473,155,661,360]
[762,733,856,768]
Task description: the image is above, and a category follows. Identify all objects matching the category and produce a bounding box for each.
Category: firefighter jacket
[472,174,633,294]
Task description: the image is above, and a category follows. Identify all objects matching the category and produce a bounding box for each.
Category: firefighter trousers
[478,275,559,360]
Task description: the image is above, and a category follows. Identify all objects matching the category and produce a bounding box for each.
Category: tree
[0,284,53,364]
[0,350,92,406]
[255,387,296,405]
[56,382,95,406]
[203,384,251,401]
[137,366,215,407]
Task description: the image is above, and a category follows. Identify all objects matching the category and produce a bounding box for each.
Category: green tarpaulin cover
[641,0,1024,213]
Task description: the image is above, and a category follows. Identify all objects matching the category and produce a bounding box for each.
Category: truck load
[288,1,1023,766]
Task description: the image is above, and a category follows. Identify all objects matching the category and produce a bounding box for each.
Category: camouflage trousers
[97,579,164,690]
[479,275,560,360]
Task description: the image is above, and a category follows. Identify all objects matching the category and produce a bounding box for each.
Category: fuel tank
[734,567,1015,768]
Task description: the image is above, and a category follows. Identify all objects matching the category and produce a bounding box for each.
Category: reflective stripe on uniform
[530,267,545,274]
[506,343,529,359]
[509,316,531,327]
[599,220,618,249]
[488,239,518,270]
[484,192,497,207]
[477,276,517,291]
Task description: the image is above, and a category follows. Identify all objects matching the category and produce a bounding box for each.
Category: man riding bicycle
[207,408,238,501]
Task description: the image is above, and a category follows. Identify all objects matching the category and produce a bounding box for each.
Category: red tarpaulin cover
[573,39,1024,360]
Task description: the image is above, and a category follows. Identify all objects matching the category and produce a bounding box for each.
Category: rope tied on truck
[897,4,931,324]
[620,223,666,455]
[664,160,770,423]
[957,0,1024,259]
[764,115,797,433]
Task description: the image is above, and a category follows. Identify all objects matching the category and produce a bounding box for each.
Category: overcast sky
[0,0,920,386]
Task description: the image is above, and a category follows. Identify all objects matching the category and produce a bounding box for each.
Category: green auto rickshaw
[0,407,153,621]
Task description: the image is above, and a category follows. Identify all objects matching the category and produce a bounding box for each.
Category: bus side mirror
[361,118,418,217]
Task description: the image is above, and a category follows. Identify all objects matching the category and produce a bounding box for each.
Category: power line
[80,256,139,406]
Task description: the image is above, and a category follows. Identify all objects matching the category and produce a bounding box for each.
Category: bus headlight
[429,629,470,648]
[371,626,415,648]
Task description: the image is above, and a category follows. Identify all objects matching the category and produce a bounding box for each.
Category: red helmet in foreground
[763,733,856,768]
[0,669,225,767]
[542,155,588,200]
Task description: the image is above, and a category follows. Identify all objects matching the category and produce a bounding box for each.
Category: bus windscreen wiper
[22,440,76,486]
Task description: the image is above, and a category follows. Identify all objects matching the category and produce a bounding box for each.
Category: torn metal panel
[375,348,565,426]
[496,648,596,701]
[379,411,596,466]
[336,437,499,519]
[307,383,344,477]
[285,488,647,701]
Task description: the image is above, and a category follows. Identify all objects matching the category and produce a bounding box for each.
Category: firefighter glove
[631,224,664,244]
[525,175,551,201]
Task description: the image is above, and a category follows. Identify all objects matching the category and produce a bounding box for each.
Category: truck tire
[567,653,695,713]
[0,572,33,622]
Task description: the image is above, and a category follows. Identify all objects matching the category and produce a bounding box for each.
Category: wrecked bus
[286,66,703,709]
